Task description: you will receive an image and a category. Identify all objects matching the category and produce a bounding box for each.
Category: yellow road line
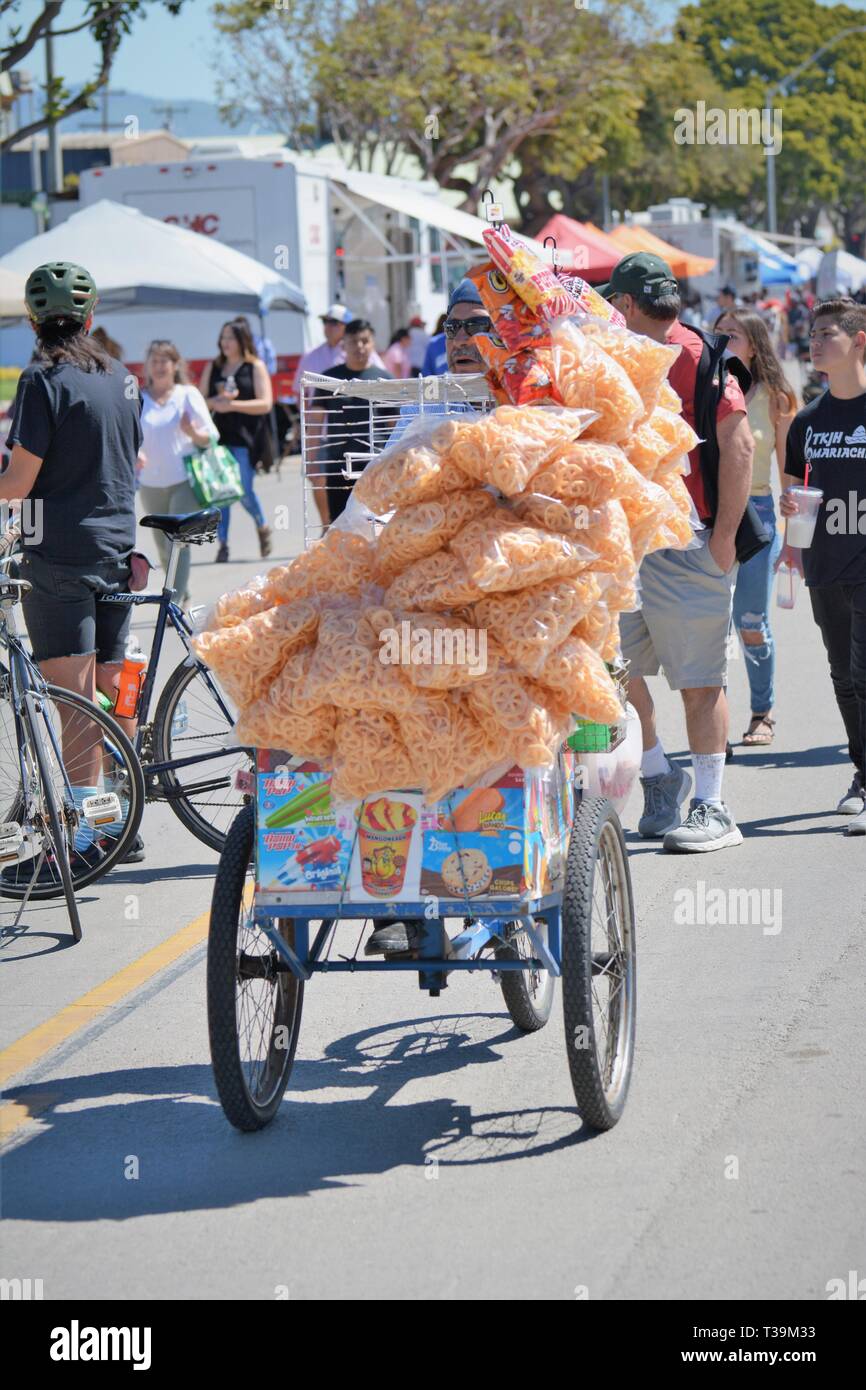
[0,909,210,1091]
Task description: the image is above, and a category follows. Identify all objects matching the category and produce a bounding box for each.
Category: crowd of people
[1,250,864,876]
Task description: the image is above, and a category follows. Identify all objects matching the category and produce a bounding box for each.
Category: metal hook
[543,235,557,250]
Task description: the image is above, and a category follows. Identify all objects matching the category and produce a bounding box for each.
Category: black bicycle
[97,509,254,853]
[0,570,144,935]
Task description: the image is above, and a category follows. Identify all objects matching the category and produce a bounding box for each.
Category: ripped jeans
[732,493,783,714]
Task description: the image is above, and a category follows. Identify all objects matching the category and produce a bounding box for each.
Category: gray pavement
[1,464,864,1301]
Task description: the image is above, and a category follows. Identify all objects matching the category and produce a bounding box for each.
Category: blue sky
[5,0,866,107]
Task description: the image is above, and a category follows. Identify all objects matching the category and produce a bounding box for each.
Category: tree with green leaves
[0,0,188,152]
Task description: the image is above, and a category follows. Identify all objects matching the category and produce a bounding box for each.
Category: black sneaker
[364,921,425,957]
[215,543,229,563]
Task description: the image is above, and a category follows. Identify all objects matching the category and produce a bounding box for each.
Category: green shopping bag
[184,443,244,508]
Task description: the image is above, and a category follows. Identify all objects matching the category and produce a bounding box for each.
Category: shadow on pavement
[1,1013,592,1219]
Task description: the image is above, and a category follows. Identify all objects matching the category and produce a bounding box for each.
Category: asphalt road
[2,463,864,1301]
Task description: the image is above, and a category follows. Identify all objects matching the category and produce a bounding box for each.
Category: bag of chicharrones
[192,596,321,708]
[472,573,604,678]
[550,319,644,444]
[448,504,600,594]
[374,487,495,583]
[580,319,681,419]
[438,403,597,496]
[352,409,478,515]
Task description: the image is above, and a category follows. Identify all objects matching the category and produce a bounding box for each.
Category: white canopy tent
[0,199,307,318]
[796,245,866,294]
[0,266,27,318]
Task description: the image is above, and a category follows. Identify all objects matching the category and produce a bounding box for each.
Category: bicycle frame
[98,535,238,779]
[0,592,77,818]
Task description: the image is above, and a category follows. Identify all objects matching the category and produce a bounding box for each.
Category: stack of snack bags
[193,226,699,802]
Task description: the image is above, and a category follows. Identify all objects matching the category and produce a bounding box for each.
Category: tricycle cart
[206,371,637,1135]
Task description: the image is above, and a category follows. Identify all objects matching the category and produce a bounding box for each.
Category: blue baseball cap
[447,278,483,311]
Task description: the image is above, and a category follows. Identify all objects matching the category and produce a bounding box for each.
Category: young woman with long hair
[138,340,217,603]
[715,307,799,746]
[200,319,273,562]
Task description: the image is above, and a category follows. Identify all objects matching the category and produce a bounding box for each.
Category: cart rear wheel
[208,805,304,1131]
[561,795,635,1131]
[495,922,555,1032]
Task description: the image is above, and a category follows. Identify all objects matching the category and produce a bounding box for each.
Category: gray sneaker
[845,804,866,836]
[637,764,692,837]
[836,773,865,815]
[663,799,744,853]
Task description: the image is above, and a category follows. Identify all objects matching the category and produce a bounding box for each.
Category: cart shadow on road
[1,1014,593,1219]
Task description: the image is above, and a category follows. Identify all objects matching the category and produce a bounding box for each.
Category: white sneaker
[836,773,865,814]
[845,805,866,836]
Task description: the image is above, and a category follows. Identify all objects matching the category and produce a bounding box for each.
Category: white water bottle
[776,559,799,609]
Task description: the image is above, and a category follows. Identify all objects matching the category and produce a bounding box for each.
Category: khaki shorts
[619,532,737,690]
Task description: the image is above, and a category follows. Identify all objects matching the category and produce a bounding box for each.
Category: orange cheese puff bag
[300,602,415,714]
[449,507,595,593]
[464,672,571,767]
[205,574,272,631]
[482,224,581,321]
[375,488,494,582]
[537,635,625,724]
[657,380,682,412]
[624,420,669,479]
[383,551,484,612]
[524,439,629,509]
[574,600,613,651]
[551,320,643,443]
[578,499,635,573]
[441,404,596,496]
[650,406,700,464]
[263,530,376,606]
[352,414,475,515]
[472,333,561,407]
[468,263,553,353]
[554,275,627,328]
[192,597,320,708]
[382,612,501,690]
[331,709,418,800]
[582,320,680,416]
[605,572,641,613]
[510,491,597,541]
[235,700,336,765]
[399,692,502,801]
[658,472,695,518]
[474,574,602,677]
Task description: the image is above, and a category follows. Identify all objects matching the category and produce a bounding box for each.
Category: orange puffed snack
[649,406,700,464]
[441,404,595,496]
[552,320,643,443]
[331,710,418,800]
[352,422,473,515]
[659,472,695,518]
[657,380,682,412]
[298,602,415,715]
[524,439,630,508]
[449,506,594,593]
[399,691,505,800]
[605,573,640,613]
[383,552,483,612]
[263,530,377,606]
[474,574,602,677]
[582,320,680,417]
[574,600,613,651]
[235,699,336,765]
[536,636,625,724]
[207,575,272,630]
[579,499,635,574]
[375,488,494,582]
[464,672,571,767]
[192,598,320,708]
[510,491,595,540]
[624,420,669,479]
[368,608,501,690]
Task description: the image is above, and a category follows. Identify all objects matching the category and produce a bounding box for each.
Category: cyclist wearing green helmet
[2,260,144,864]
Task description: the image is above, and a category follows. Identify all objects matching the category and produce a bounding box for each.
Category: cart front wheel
[208,804,304,1131]
[495,921,555,1032]
[561,795,636,1131]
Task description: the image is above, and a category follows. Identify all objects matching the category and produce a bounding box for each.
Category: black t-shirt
[785,389,866,587]
[209,359,258,450]
[9,356,141,564]
[312,365,393,463]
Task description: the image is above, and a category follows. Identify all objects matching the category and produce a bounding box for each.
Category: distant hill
[60,89,253,140]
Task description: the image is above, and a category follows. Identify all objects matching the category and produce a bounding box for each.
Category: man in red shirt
[597,253,754,851]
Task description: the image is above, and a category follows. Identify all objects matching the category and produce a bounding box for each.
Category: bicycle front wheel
[1,687,144,900]
[153,659,254,854]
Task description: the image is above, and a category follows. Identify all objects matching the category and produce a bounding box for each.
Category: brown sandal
[742,713,775,746]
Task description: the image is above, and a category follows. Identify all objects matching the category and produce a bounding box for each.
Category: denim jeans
[732,493,783,713]
[217,445,266,543]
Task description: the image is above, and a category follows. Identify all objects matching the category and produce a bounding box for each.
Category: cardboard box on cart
[254,749,580,906]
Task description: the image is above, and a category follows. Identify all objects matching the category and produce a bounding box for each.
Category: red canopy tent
[535,213,622,284]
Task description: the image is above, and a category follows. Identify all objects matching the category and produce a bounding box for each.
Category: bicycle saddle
[0,577,31,604]
[140,509,221,544]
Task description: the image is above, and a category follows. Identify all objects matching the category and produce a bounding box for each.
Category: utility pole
[44,26,63,194]
[153,102,190,132]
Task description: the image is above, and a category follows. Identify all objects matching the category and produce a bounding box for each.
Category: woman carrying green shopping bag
[138,340,218,603]
[200,319,274,563]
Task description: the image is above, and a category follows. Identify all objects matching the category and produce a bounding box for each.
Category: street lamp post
[765,25,866,236]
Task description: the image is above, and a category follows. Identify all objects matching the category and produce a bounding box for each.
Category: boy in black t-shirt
[782,298,866,834]
[308,319,392,525]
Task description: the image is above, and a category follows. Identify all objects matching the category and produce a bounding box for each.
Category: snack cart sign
[255,750,577,907]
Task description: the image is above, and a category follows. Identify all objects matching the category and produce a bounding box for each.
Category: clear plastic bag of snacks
[383,551,484,611]
[552,320,644,443]
[352,412,476,515]
[331,709,418,800]
[464,671,571,767]
[581,320,680,417]
[440,403,597,496]
[473,573,603,677]
[449,506,597,593]
[375,488,494,582]
[193,598,321,708]
[519,439,630,509]
[536,635,625,724]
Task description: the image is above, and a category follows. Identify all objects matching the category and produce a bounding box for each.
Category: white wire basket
[299,370,496,547]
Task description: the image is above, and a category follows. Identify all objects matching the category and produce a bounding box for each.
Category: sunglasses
[321,317,342,326]
[443,315,491,338]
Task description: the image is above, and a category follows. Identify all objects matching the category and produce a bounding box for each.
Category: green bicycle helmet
[25,261,98,325]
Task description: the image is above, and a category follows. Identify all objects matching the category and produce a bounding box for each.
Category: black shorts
[19,552,133,664]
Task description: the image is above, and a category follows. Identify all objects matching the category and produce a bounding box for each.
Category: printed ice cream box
[255,751,422,903]
[420,752,577,902]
